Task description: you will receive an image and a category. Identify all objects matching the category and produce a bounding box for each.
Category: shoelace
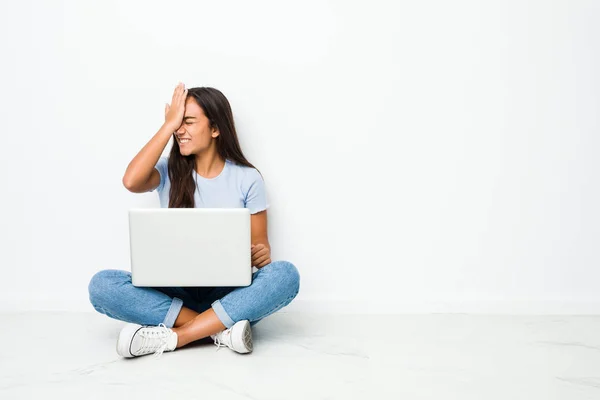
[138,323,173,359]
[213,329,231,352]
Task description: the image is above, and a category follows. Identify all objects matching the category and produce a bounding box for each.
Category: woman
[88,83,300,358]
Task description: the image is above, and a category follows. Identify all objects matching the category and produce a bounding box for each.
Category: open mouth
[179,139,191,145]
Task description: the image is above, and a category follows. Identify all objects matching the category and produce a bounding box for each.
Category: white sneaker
[116,323,178,358]
[210,320,253,354]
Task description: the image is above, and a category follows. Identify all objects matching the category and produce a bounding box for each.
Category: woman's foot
[116,323,178,358]
[210,320,253,354]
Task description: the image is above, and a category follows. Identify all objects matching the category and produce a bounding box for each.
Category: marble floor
[1,311,599,399]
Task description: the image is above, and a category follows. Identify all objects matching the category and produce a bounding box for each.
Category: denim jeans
[88,261,300,329]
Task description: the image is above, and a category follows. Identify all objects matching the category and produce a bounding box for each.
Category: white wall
[1,0,599,314]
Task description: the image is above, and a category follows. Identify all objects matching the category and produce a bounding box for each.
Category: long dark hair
[167,87,258,208]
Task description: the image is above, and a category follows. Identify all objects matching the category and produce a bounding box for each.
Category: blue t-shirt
[150,157,269,214]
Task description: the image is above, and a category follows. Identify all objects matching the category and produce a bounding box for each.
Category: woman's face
[174,97,219,156]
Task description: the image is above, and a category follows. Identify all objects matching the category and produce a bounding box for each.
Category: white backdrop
[1,0,599,314]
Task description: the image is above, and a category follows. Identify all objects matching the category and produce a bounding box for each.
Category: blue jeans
[88,261,300,329]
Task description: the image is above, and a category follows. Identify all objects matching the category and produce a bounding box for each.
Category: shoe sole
[116,323,143,358]
[231,320,253,353]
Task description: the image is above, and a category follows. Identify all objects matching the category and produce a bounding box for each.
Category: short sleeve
[243,168,269,214]
[149,156,168,193]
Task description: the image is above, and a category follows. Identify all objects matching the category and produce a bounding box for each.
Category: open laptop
[128,208,252,287]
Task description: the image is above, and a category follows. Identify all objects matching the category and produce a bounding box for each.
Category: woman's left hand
[251,244,271,268]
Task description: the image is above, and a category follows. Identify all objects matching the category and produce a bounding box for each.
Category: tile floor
[1,311,599,399]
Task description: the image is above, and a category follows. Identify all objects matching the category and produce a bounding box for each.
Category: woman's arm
[122,123,174,192]
[250,210,271,268]
[122,83,187,192]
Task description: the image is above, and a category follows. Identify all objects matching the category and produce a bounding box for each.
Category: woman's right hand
[164,82,188,131]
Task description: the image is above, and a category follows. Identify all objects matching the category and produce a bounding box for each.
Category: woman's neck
[194,148,225,179]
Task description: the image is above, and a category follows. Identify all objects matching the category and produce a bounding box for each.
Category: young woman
[88,83,300,358]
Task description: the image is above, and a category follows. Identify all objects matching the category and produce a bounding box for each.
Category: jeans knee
[271,260,300,298]
[88,269,130,308]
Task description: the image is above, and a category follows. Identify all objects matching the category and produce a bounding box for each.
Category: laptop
[128,208,252,287]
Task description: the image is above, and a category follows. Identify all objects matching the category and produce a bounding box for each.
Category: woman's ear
[210,121,220,138]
